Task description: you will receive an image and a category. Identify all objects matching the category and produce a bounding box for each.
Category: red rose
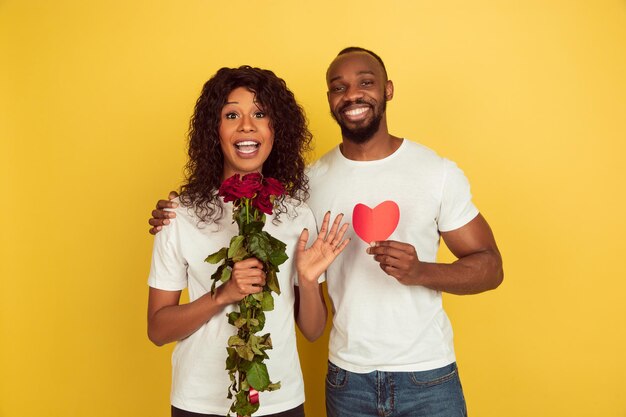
[252,190,275,215]
[262,177,285,197]
[252,177,285,214]
[219,173,264,202]
[239,173,263,198]
[219,174,243,203]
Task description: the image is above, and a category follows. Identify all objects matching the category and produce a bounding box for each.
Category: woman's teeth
[235,141,260,154]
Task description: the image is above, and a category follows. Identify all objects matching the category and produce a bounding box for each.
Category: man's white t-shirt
[148,199,316,415]
[307,139,479,373]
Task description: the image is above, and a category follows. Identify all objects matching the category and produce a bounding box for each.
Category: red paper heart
[352,200,400,243]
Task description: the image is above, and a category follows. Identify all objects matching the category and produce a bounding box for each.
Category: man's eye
[225,112,238,120]
[361,80,373,86]
[330,86,345,93]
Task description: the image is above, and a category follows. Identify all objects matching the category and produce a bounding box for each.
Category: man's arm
[367,214,503,295]
[148,191,179,235]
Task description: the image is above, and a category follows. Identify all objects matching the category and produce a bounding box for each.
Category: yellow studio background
[1,1,625,416]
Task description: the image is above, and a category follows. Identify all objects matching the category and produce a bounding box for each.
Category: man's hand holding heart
[366,240,424,286]
[351,199,423,285]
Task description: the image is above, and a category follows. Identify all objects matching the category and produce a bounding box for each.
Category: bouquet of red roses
[205,172,287,417]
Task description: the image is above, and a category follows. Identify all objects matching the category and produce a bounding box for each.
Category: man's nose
[343,84,364,102]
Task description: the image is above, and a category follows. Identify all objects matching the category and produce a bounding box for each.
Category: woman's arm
[294,212,350,341]
[147,258,267,346]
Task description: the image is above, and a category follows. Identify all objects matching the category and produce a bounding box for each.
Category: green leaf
[236,205,249,230]
[205,247,228,264]
[245,361,270,391]
[225,347,239,371]
[248,333,259,345]
[266,269,281,295]
[220,266,232,283]
[248,232,271,262]
[261,291,274,311]
[228,235,245,259]
[259,334,273,349]
[267,233,287,252]
[249,310,265,332]
[240,379,250,391]
[269,250,289,266]
[211,264,225,282]
[243,221,264,235]
[266,233,288,266]
[239,300,249,315]
[227,335,245,347]
[267,382,281,391]
[232,247,248,263]
[227,311,240,326]
[210,264,226,293]
[232,389,259,417]
[235,345,255,361]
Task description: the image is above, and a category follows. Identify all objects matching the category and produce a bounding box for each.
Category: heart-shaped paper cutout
[352,200,400,243]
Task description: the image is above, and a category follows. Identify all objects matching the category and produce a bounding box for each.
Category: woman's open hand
[296,212,350,284]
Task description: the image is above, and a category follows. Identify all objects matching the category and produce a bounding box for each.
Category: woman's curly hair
[179,66,312,223]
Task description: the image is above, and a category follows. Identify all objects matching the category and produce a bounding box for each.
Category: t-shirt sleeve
[293,205,325,286]
[437,159,480,232]
[147,215,188,291]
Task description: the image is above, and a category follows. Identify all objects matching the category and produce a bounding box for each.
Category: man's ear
[385,80,394,101]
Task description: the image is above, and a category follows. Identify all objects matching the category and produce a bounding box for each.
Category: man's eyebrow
[328,70,376,84]
[224,101,238,104]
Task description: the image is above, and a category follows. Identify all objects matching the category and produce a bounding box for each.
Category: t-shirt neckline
[335,138,406,166]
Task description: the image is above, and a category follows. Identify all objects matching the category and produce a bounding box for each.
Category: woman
[147,66,349,417]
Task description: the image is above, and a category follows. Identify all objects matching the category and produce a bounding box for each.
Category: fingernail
[369,242,376,247]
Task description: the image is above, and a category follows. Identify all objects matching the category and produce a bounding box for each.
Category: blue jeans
[326,362,467,417]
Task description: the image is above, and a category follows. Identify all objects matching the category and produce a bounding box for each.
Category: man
[150,47,503,416]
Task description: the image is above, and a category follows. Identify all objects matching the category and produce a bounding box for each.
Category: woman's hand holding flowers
[216,258,267,305]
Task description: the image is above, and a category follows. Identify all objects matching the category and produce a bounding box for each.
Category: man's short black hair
[337,46,388,80]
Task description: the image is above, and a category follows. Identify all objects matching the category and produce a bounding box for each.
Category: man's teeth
[344,107,368,116]
[236,141,260,154]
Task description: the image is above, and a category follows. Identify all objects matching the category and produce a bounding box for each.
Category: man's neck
[340,122,402,161]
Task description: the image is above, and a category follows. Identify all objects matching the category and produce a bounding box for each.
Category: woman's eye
[225,112,238,120]
[253,111,266,118]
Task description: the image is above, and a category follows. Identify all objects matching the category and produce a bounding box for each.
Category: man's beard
[332,97,387,144]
